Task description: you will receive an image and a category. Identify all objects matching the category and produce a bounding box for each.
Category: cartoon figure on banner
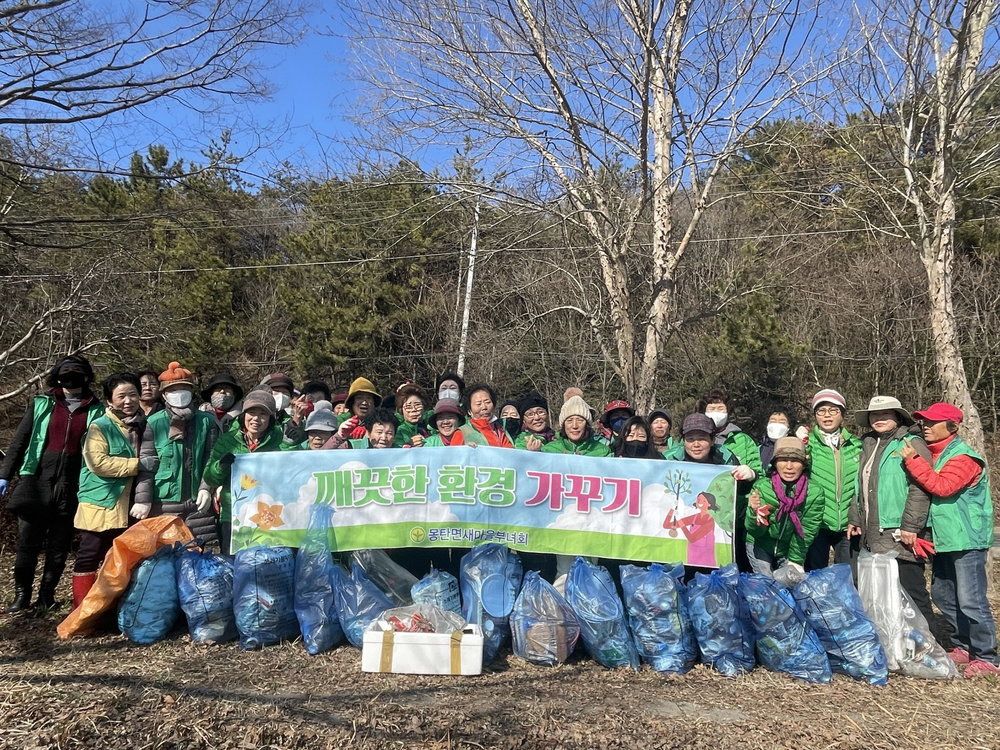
[664,492,718,568]
[661,468,691,538]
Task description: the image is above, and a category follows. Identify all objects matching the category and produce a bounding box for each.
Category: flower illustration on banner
[240,474,259,491]
[249,501,285,530]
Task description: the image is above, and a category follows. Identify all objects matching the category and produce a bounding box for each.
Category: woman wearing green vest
[393,383,431,447]
[847,395,935,625]
[72,373,159,608]
[0,355,103,614]
[540,396,611,457]
[199,388,285,553]
[133,362,219,543]
[901,402,998,677]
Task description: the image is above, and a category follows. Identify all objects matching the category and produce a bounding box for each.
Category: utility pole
[456,200,480,377]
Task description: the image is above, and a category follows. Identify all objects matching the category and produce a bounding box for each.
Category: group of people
[0,355,995,676]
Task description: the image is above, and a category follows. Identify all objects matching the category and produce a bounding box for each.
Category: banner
[229,446,736,567]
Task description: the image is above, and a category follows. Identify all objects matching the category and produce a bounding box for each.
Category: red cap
[912,402,963,423]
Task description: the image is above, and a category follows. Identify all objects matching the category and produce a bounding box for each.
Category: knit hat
[648,408,672,427]
[331,392,348,407]
[261,372,295,394]
[242,387,277,418]
[855,395,913,426]
[812,388,847,412]
[518,391,548,415]
[305,400,338,433]
[345,377,382,410]
[912,402,964,424]
[600,399,635,427]
[558,396,592,427]
[159,361,195,392]
[201,372,244,402]
[428,398,465,429]
[563,387,584,402]
[681,413,716,437]
[772,436,806,463]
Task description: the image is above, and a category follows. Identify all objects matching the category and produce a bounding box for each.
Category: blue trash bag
[792,564,889,685]
[411,568,462,615]
[620,562,697,674]
[511,571,580,666]
[335,561,395,648]
[687,563,756,676]
[460,543,523,663]
[565,557,639,670]
[739,573,832,684]
[176,547,237,644]
[118,544,181,644]
[233,546,299,650]
[294,505,344,655]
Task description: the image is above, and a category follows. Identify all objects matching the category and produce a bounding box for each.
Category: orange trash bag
[57,516,194,639]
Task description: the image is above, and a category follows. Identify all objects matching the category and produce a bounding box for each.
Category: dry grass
[2,553,1000,750]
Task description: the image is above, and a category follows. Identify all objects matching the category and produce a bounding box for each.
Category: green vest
[147,409,213,506]
[19,395,102,475]
[349,438,369,449]
[807,427,861,532]
[927,438,994,552]
[723,430,763,475]
[875,437,909,529]
[77,416,134,509]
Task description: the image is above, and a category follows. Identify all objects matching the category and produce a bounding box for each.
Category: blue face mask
[611,416,627,433]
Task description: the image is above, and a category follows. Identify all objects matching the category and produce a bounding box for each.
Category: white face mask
[273,392,291,413]
[211,392,235,410]
[439,387,460,401]
[706,410,728,428]
[766,422,789,440]
[164,389,193,409]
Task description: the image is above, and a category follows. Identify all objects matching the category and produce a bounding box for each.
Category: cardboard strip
[450,630,464,675]
[380,630,395,672]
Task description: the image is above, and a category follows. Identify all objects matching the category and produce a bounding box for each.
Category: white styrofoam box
[361,624,484,675]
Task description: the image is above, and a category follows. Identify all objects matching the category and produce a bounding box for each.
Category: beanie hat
[429,398,466,429]
[648,408,673,427]
[812,388,847,412]
[261,372,295,394]
[346,377,382,409]
[201,372,244,402]
[563,387,584,402]
[772,436,807,463]
[558,396,592,427]
[681,413,716,437]
[159,361,195,392]
[331,392,348,407]
[242,387,277,418]
[518,391,548,415]
[305,401,338,433]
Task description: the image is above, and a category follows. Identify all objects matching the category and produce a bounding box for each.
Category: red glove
[755,504,772,527]
[911,537,936,559]
[338,415,360,437]
[348,425,367,440]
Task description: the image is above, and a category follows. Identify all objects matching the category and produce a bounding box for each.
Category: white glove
[731,464,756,481]
[196,489,214,513]
[795,425,810,442]
[130,502,151,520]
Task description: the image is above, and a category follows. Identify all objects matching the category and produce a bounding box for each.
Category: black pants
[74,529,123,574]
[805,528,853,572]
[14,510,75,593]
[898,558,935,626]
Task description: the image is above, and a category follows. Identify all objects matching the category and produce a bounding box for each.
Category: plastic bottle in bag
[565,557,639,670]
[739,573,832,683]
[335,561,395,648]
[511,571,580,666]
[350,549,418,606]
[792,563,889,685]
[233,546,299,650]
[687,563,756,676]
[294,505,345,654]
[620,562,697,674]
[119,544,181,644]
[176,546,237,644]
[460,543,523,663]
[411,568,462,614]
[856,550,959,679]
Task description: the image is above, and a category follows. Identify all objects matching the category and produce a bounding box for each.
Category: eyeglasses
[815,407,841,416]
[402,402,424,412]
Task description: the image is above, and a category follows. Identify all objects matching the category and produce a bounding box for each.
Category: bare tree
[342,0,832,409]
[832,0,1000,452]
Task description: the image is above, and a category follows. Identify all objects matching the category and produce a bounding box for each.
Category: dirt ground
[0,553,998,750]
